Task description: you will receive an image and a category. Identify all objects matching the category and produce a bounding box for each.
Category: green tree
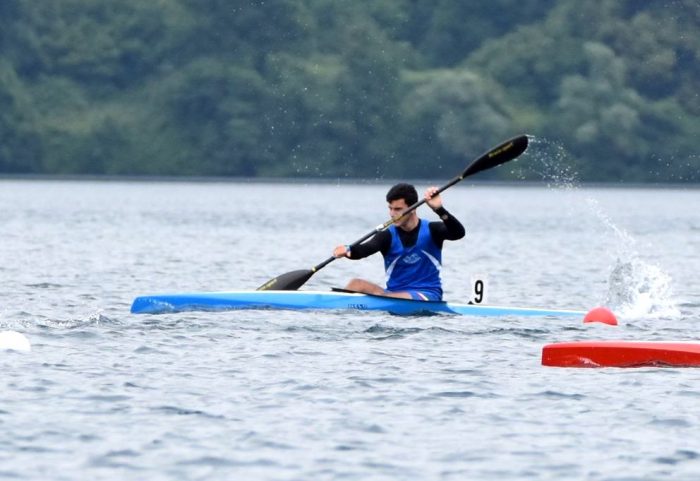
[416,0,556,67]
[332,20,404,178]
[180,0,313,69]
[399,68,514,178]
[0,0,698,181]
[11,0,189,87]
[0,61,40,172]
[547,42,648,180]
[163,58,275,176]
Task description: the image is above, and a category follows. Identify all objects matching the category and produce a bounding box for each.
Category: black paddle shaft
[258,134,529,291]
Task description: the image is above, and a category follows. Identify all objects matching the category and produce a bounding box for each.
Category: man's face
[388,199,415,228]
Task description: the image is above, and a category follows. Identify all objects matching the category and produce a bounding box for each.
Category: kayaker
[332,183,465,301]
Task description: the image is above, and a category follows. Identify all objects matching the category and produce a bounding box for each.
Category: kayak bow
[130,290,586,317]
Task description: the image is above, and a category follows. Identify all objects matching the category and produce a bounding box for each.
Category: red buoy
[542,341,700,368]
[583,306,618,326]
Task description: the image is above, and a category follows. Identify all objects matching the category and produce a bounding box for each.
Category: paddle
[257,134,529,291]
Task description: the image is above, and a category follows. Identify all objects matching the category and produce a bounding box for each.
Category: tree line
[1,0,698,182]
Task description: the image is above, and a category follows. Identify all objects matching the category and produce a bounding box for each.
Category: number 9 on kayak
[471,275,488,305]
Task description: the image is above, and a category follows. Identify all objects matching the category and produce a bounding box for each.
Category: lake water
[1,179,699,480]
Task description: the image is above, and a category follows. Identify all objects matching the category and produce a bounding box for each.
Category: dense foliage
[1,0,698,181]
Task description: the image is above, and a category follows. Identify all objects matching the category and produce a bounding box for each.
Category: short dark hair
[386,183,418,205]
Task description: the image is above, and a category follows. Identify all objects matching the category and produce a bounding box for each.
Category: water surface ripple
[2,180,699,480]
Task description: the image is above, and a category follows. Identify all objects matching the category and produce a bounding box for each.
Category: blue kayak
[130,290,586,318]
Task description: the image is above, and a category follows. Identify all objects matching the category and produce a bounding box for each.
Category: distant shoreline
[0,173,698,189]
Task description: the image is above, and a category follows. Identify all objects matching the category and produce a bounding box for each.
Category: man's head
[386,183,418,206]
[386,183,418,229]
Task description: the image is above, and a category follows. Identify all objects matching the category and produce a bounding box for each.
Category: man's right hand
[333,245,350,258]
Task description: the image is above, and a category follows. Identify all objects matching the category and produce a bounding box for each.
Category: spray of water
[586,197,680,319]
[513,136,580,188]
[525,136,680,319]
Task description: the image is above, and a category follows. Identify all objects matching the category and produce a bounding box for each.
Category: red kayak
[542,341,700,368]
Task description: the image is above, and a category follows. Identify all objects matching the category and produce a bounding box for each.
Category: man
[333,183,465,301]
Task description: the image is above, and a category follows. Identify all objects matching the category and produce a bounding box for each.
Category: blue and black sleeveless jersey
[347,207,465,299]
[384,220,442,296]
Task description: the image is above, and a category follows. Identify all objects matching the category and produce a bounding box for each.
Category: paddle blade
[257,269,314,291]
[462,134,529,178]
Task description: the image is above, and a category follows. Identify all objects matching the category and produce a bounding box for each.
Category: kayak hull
[130,290,585,318]
[542,341,700,368]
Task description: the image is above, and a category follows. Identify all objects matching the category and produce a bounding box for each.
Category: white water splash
[524,137,680,320]
[605,257,680,319]
[586,198,680,319]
